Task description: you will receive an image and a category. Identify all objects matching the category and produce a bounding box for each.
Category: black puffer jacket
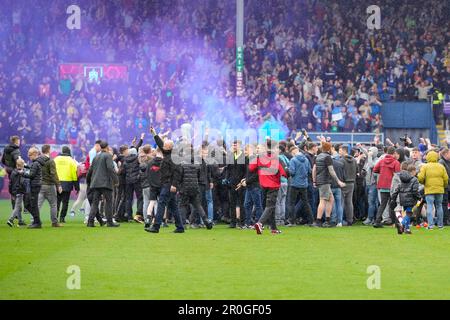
[24,157,44,189]
[391,170,421,207]
[116,154,127,185]
[179,163,201,195]
[1,144,21,174]
[123,154,140,184]
[140,161,150,189]
[9,169,27,195]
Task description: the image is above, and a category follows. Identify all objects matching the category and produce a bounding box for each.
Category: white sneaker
[336,223,343,227]
[70,210,75,217]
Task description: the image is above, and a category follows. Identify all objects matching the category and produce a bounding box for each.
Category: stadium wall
[381,102,438,144]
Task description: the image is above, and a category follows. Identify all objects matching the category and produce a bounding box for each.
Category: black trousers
[259,188,279,230]
[288,186,313,224]
[115,183,126,219]
[213,184,229,220]
[229,187,244,225]
[28,187,41,225]
[89,188,113,223]
[180,192,209,224]
[125,182,143,218]
[375,192,398,225]
[57,191,71,219]
[442,190,450,224]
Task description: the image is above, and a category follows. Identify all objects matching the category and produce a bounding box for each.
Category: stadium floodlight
[236,0,244,96]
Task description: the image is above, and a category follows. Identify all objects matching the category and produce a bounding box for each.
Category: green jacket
[41,155,60,187]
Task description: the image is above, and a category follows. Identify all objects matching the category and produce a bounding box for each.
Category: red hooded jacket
[249,154,287,189]
[373,154,400,189]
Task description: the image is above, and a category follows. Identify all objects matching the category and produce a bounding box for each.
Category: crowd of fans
[2,131,450,231]
[0,0,449,160]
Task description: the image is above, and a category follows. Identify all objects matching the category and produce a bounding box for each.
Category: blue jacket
[288,153,310,188]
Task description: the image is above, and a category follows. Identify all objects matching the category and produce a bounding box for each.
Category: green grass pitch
[0,199,449,300]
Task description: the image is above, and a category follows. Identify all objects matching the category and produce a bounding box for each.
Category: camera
[399,134,408,143]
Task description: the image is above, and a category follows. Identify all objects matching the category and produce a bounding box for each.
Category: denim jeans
[275,183,288,224]
[402,208,412,230]
[307,184,318,218]
[425,194,444,227]
[205,189,214,221]
[244,186,263,225]
[154,185,184,230]
[330,188,343,224]
[9,193,24,222]
[367,184,378,221]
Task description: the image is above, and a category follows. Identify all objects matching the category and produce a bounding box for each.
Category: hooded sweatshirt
[288,152,311,188]
[373,154,400,190]
[418,151,449,195]
[364,147,379,186]
[40,155,60,187]
[342,154,357,183]
[123,153,140,185]
[1,144,21,174]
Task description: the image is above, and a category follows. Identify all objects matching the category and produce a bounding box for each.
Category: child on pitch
[390,164,421,234]
[251,140,287,235]
[144,147,163,230]
[6,158,28,227]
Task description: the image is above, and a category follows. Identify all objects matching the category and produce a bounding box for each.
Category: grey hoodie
[364,147,379,186]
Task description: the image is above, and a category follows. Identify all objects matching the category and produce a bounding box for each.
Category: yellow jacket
[54,155,79,191]
[418,151,448,195]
